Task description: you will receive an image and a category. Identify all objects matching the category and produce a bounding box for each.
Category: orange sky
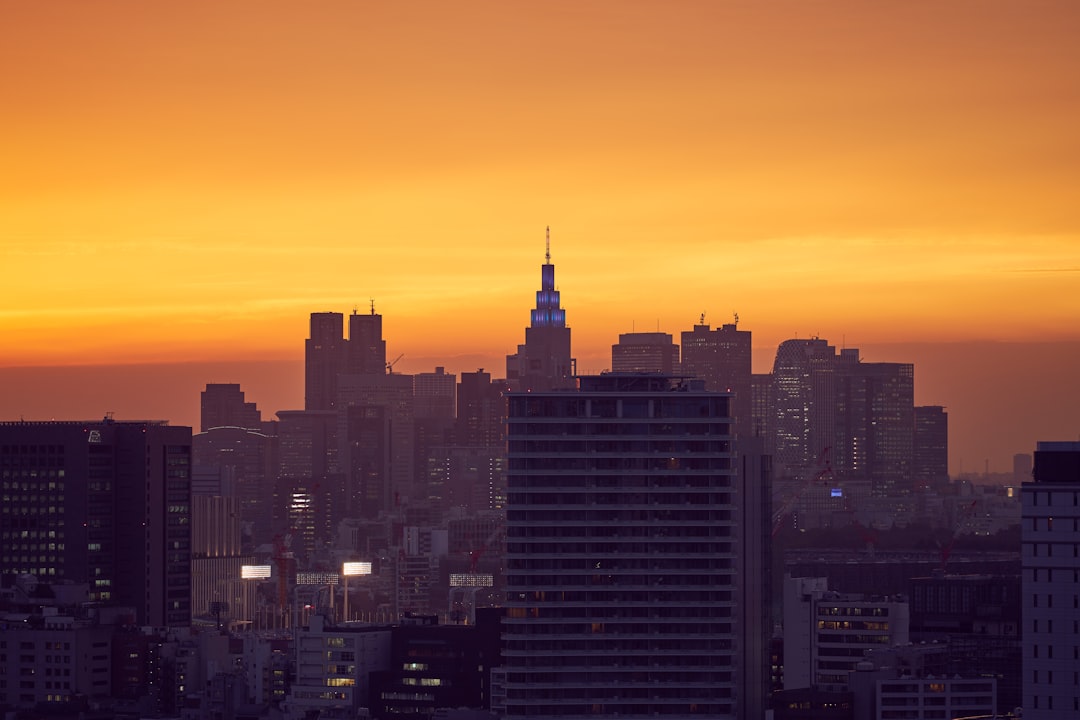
[2,1,1079,471]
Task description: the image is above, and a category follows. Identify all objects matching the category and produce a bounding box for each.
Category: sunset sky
[2,1,1079,473]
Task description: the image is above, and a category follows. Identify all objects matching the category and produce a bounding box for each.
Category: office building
[348,305,389,374]
[1022,441,1080,718]
[772,339,838,478]
[200,383,263,432]
[833,352,914,496]
[611,332,680,374]
[783,575,909,693]
[0,419,192,627]
[305,311,347,412]
[504,374,741,718]
[913,405,949,491]
[457,370,508,450]
[680,320,752,442]
[506,229,575,392]
[192,424,278,547]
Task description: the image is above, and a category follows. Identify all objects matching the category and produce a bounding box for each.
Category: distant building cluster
[0,230,1058,720]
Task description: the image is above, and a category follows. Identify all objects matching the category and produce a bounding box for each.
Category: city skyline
[2,1,1079,475]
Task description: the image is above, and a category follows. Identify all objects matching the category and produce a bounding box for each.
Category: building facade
[504,375,742,718]
[0,420,192,627]
[1022,440,1080,718]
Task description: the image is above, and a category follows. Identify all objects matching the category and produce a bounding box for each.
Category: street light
[342,561,372,622]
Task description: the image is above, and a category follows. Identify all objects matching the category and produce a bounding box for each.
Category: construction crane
[939,499,978,573]
[772,447,834,537]
[386,353,404,374]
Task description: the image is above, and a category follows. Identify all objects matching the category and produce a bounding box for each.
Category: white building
[783,575,910,692]
[284,613,392,719]
[1022,440,1080,718]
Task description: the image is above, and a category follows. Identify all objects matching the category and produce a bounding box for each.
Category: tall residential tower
[504,375,743,718]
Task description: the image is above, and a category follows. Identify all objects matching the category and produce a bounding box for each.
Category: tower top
[545,226,551,264]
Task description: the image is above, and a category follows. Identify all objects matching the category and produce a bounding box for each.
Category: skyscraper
[348,305,388,375]
[1022,441,1080,718]
[834,352,914,495]
[506,228,575,392]
[772,338,837,478]
[913,405,949,491]
[0,419,192,627]
[611,332,680,374]
[200,383,263,432]
[305,311,346,412]
[504,375,742,718]
[680,320,752,442]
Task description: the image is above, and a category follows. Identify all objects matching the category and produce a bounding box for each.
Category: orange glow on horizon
[2,0,1079,375]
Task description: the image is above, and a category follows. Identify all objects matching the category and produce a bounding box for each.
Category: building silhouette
[504,375,743,718]
[771,339,918,494]
[305,311,347,412]
[680,320,752,442]
[611,331,680,374]
[200,383,263,432]
[1022,440,1080,718]
[0,419,192,627]
[506,228,575,392]
[913,405,949,490]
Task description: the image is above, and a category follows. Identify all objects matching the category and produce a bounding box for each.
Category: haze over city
[3,1,1080,473]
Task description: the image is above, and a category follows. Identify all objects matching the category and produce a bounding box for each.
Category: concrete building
[611,332,680,374]
[680,320,751,443]
[1022,440,1080,718]
[306,311,347,412]
[913,405,949,491]
[285,613,393,719]
[200,383,264,433]
[0,419,192,627]
[783,575,910,693]
[504,374,743,718]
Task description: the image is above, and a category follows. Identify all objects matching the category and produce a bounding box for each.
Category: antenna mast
[545,226,551,263]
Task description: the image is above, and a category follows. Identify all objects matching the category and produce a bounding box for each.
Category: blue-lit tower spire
[507,227,575,391]
[531,227,567,329]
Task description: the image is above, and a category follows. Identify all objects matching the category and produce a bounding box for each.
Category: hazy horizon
[3,337,1076,478]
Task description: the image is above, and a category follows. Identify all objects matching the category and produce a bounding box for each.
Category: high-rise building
[750,373,774,449]
[457,370,508,450]
[680,320,752,442]
[1022,441,1080,718]
[0,419,192,627]
[834,352,914,496]
[504,375,742,718]
[305,311,347,412]
[772,338,838,478]
[200,383,263,432]
[413,366,457,420]
[506,228,575,392]
[338,373,415,515]
[772,340,916,494]
[611,332,680,374]
[348,305,388,375]
[193,425,277,546]
[913,405,949,491]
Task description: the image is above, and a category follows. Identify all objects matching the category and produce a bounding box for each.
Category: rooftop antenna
[699,312,706,325]
[733,311,739,327]
[352,305,358,315]
[545,226,551,263]
[369,298,375,315]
